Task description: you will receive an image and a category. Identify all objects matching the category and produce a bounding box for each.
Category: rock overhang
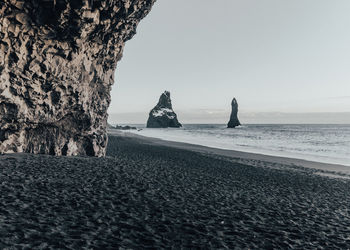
[0,0,156,156]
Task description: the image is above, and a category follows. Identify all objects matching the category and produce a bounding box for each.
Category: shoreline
[108,129,350,178]
[109,124,350,168]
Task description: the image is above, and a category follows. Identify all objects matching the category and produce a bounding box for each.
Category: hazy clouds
[108,0,350,124]
[109,111,350,125]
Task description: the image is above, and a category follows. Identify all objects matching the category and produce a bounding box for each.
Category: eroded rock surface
[147,91,182,128]
[0,0,155,156]
[227,98,241,128]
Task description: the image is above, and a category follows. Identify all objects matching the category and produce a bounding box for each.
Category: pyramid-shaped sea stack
[147,91,182,128]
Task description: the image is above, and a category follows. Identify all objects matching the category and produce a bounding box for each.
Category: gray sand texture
[0,134,350,248]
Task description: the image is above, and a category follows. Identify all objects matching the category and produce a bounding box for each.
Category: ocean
[123,124,350,166]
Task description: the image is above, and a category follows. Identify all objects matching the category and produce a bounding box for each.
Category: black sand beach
[1,133,350,248]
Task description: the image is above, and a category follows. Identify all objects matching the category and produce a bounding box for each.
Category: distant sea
[117,124,350,166]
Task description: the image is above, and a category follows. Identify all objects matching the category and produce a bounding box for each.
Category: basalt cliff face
[147,91,182,128]
[227,98,241,128]
[0,0,155,156]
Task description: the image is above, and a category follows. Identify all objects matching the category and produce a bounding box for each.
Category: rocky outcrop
[0,0,155,156]
[112,125,137,130]
[147,91,182,128]
[227,98,241,128]
[107,123,115,129]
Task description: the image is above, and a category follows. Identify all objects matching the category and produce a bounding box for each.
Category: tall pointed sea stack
[147,91,182,128]
[227,98,241,128]
[0,0,156,156]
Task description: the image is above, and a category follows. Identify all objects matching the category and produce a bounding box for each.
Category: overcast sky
[108,0,350,124]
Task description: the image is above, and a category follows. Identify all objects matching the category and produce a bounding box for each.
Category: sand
[111,130,350,178]
[0,133,350,248]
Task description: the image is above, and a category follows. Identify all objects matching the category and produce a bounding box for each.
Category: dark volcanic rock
[147,91,182,128]
[227,98,241,128]
[0,0,156,156]
[114,125,137,130]
[107,123,115,129]
[107,124,137,130]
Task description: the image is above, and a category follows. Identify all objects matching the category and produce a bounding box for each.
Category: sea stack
[0,0,155,156]
[147,91,182,128]
[227,98,241,128]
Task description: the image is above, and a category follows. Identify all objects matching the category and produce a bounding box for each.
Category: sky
[108,0,350,124]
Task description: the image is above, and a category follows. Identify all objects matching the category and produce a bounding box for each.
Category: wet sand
[0,133,350,248]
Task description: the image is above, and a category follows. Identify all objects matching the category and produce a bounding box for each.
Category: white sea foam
[152,108,175,118]
[125,124,350,167]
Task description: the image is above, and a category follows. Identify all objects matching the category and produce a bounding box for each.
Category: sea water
[125,124,350,166]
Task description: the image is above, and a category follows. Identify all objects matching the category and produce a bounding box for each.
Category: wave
[127,124,350,166]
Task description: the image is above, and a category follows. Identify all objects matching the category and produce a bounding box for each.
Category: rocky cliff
[227,98,241,128]
[147,91,182,128]
[0,0,155,156]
